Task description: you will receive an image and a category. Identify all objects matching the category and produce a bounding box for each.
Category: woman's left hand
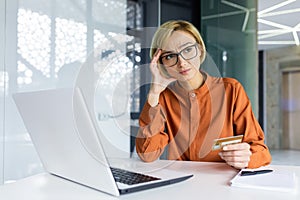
[219,143,252,169]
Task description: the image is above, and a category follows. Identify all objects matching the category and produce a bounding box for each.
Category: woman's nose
[177,55,187,67]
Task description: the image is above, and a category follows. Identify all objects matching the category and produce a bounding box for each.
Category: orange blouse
[136,71,271,168]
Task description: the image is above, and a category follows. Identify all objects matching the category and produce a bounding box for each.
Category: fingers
[149,49,161,75]
[151,49,162,64]
[219,143,252,169]
[220,153,250,163]
[220,156,250,169]
[222,143,250,151]
[226,162,249,170]
[149,49,176,93]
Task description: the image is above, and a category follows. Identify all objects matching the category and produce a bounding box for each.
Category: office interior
[0,0,300,185]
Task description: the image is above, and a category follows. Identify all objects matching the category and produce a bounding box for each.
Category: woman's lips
[179,68,191,75]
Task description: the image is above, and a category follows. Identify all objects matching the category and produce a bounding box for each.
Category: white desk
[0,159,299,200]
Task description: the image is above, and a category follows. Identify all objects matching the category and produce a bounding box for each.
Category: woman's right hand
[147,49,176,107]
[149,49,176,95]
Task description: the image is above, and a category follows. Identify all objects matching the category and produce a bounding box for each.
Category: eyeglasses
[159,43,198,67]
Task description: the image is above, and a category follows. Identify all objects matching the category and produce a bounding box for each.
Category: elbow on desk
[135,146,162,162]
[247,148,272,169]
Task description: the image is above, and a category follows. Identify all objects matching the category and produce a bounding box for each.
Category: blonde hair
[150,20,206,64]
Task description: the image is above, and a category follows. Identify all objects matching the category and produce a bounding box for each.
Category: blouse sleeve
[135,101,169,162]
[233,82,272,168]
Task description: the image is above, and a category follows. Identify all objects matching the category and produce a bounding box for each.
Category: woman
[135,20,271,169]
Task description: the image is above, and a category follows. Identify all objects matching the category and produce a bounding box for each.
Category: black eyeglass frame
[159,43,199,67]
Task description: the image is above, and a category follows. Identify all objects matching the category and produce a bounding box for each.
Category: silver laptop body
[13,87,193,196]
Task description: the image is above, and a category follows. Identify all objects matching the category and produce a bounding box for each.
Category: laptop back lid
[13,88,120,196]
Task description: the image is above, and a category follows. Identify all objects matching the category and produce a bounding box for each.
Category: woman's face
[160,30,201,81]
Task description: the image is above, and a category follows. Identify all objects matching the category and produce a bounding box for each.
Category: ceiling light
[258,0,296,16]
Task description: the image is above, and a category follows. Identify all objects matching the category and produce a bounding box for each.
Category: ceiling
[258,0,300,50]
[199,0,300,50]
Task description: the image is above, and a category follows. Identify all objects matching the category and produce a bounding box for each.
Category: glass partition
[201,0,258,114]
[0,0,128,184]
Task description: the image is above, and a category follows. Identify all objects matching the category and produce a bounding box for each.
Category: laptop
[12,87,193,196]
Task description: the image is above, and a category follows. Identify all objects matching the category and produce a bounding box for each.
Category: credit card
[212,135,244,151]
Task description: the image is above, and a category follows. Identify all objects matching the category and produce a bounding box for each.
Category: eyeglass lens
[160,44,197,67]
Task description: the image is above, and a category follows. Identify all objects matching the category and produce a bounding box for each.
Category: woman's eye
[183,47,193,53]
[165,54,176,60]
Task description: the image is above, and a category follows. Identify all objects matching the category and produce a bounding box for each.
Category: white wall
[0,0,5,185]
[265,46,300,149]
[0,0,128,184]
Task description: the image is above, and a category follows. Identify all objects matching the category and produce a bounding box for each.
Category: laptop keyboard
[110,167,161,185]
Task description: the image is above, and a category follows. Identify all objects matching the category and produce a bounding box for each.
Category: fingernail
[223,146,228,150]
